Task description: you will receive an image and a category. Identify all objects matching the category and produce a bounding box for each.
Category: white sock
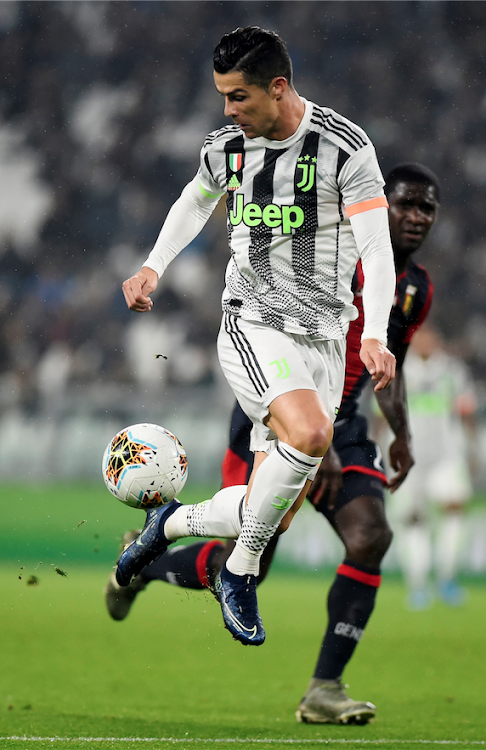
[226,442,322,576]
[396,523,432,593]
[435,512,464,583]
[163,485,246,541]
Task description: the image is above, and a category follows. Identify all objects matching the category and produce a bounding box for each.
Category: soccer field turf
[1,484,486,749]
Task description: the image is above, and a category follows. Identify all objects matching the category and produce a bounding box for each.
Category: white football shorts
[217,313,346,453]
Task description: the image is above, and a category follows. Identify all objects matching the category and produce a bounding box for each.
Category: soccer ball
[102,423,188,509]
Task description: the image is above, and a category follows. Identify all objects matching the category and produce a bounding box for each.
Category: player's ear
[271,76,288,100]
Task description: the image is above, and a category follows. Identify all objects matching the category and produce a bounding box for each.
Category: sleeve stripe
[198,182,224,199]
[345,196,389,217]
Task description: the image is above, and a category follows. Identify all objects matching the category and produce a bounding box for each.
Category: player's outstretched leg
[116,499,182,586]
[296,679,376,725]
[214,563,265,645]
[114,485,246,590]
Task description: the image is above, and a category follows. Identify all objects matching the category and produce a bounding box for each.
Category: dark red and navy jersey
[338,259,433,420]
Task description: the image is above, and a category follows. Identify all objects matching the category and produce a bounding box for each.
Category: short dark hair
[385,162,441,203]
[213,26,293,90]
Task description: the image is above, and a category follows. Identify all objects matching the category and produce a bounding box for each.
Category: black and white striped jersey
[198,99,386,340]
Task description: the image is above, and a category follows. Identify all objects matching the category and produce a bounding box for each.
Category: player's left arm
[339,143,396,390]
[375,344,414,493]
[347,204,396,391]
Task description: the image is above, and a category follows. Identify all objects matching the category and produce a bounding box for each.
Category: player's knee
[346,520,393,565]
[288,416,333,457]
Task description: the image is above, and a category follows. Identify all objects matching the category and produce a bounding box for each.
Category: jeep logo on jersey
[296,155,317,192]
[229,193,305,234]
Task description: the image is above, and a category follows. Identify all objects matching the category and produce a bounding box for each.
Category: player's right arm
[122,267,159,313]
[123,170,224,312]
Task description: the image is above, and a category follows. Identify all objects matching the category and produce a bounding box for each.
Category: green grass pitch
[0,483,485,749]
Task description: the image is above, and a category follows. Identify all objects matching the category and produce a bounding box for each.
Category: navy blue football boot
[115,499,181,587]
[214,563,266,646]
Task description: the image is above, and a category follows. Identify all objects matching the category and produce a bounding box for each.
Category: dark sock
[141,540,225,589]
[313,559,381,681]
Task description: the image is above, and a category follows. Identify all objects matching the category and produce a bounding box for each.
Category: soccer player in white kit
[390,323,478,608]
[117,27,396,645]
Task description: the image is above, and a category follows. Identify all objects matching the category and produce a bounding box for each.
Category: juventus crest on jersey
[198,99,386,340]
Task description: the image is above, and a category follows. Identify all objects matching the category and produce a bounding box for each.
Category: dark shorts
[310,413,387,522]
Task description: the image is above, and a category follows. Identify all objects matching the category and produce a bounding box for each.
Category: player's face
[388,181,439,254]
[214,70,281,139]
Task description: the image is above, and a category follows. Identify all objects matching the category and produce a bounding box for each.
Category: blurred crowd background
[0,1,485,491]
